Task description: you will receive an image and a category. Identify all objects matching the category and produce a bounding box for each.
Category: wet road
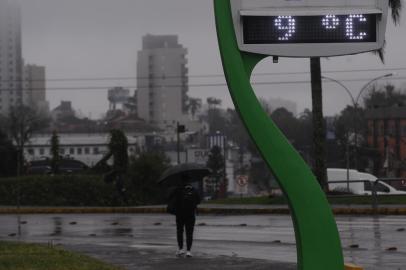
[0,214,405,270]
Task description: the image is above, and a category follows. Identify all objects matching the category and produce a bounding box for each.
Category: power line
[0,76,403,92]
[1,66,406,83]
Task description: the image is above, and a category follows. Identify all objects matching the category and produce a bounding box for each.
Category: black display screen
[243,14,377,44]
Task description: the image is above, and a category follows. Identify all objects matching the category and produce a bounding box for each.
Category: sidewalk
[1,203,406,215]
[64,244,297,270]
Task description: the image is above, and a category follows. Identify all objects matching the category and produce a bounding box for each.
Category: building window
[27,149,34,155]
[84,148,90,155]
[93,147,99,155]
[60,148,65,155]
[70,148,75,155]
[39,148,44,155]
[77,148,82,155]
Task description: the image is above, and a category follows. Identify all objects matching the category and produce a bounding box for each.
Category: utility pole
[310,57,328,191]
[176,122,186,164]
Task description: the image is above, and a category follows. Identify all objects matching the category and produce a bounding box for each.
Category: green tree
[50,130,60,174]
[271,107,299,143]
[7,105,49,175]
[364,84,406,108]
[108,129,129,172]
[128,152,169,204]
[0,129,17,177]
[206,146,225,198]
[186,97,202,119]
[207,97,226,133]
[94,129,129,204]
[334,105,367,170]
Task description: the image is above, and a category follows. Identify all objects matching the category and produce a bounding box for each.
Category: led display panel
[243,14,377,44]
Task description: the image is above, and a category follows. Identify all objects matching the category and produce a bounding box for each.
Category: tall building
[136,34,189,128]
[23,64,49,114]
[0,0,23,115]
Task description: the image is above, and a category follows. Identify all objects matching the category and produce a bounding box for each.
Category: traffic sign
[236,175,248,187]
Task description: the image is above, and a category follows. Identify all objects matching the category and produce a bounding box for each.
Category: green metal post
[214,1,344,269]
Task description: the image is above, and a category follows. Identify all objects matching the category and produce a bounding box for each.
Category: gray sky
[19,0,406,118]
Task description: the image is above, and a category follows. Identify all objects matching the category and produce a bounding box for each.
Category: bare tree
[7,105,49,175]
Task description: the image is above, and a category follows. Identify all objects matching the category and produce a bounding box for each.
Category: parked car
[327,168,406,195]
[27,159,88,175]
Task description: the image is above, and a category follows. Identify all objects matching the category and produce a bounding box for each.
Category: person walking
[167,174,201,258]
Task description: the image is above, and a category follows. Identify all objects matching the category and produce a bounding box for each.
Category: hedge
[0,175,139,207]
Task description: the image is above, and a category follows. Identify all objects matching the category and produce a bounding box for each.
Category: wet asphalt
[0,214,405,270]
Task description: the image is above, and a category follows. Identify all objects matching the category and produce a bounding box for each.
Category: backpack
[180,185,197,214]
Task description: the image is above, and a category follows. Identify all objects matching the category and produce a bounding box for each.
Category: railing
[328,178,406,213]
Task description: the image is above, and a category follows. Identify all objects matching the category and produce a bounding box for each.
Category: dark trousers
[176,215,196,251]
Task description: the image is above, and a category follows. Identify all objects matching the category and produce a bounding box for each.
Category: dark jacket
[167,185,201,217]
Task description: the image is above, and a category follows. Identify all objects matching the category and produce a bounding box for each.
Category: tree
[271,107,299,143]
[50,130,60,174]
[309,1,402,191]
[94,129,129,204]
[128,152,170,204]
[206,97,227,134]
[376,0,403,61]
[108,129,129,173]
[206,146,225,198]
[7,105,49,175]
[364,84,406,108]
[186,97,202,119]
[334,105,368,170]
[0,129,17,177]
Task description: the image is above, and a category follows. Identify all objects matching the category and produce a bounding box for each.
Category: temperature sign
[243,14,377,44]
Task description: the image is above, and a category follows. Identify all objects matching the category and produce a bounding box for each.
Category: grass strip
[0,241,123,270]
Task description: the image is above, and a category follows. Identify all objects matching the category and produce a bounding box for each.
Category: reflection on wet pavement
[0,214,405,269]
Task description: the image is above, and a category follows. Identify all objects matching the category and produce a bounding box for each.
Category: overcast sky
[19,0,406,118]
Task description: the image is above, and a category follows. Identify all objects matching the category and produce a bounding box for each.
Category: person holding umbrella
[159,163,209,257]
[169,174,201,257]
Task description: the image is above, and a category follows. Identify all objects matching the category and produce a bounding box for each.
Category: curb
[1,206,406,215]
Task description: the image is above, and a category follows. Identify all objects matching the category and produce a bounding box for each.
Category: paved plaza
[0,214,405,269]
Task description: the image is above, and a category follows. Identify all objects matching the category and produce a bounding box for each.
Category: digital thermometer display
[243,14,377,44]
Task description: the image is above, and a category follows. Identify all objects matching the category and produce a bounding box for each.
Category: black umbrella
[158,163,211,186]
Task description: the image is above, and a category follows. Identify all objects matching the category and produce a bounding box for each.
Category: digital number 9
[274,16,296,41]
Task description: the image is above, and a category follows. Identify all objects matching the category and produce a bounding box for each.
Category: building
[0,0,23,115]
[366,106,406,180]
[136,34,189,129]
[51,101,75,121]
[108,86,130,111]
[23,64,49,114]
[25,133,142,167]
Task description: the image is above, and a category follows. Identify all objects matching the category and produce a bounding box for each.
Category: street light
[322,73,394,107]
[322,73,394,191]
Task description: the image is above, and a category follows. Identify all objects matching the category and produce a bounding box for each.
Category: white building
[136,34,189,129]
[24,133,142,166]
[0,0,23,115]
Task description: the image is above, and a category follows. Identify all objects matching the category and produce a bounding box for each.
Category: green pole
[213,1,344,269]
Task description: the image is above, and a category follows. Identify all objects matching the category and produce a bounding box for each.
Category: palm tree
[187,98,202,119]
[311,1,402,190]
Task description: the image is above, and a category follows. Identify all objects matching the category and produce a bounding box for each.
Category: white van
[327,168,406,195]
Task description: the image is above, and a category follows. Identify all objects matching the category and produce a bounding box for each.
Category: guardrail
[328,178,406,213]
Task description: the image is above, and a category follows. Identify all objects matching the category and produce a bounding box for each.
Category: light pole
[176,122,186,164]
[322,73,393,190]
